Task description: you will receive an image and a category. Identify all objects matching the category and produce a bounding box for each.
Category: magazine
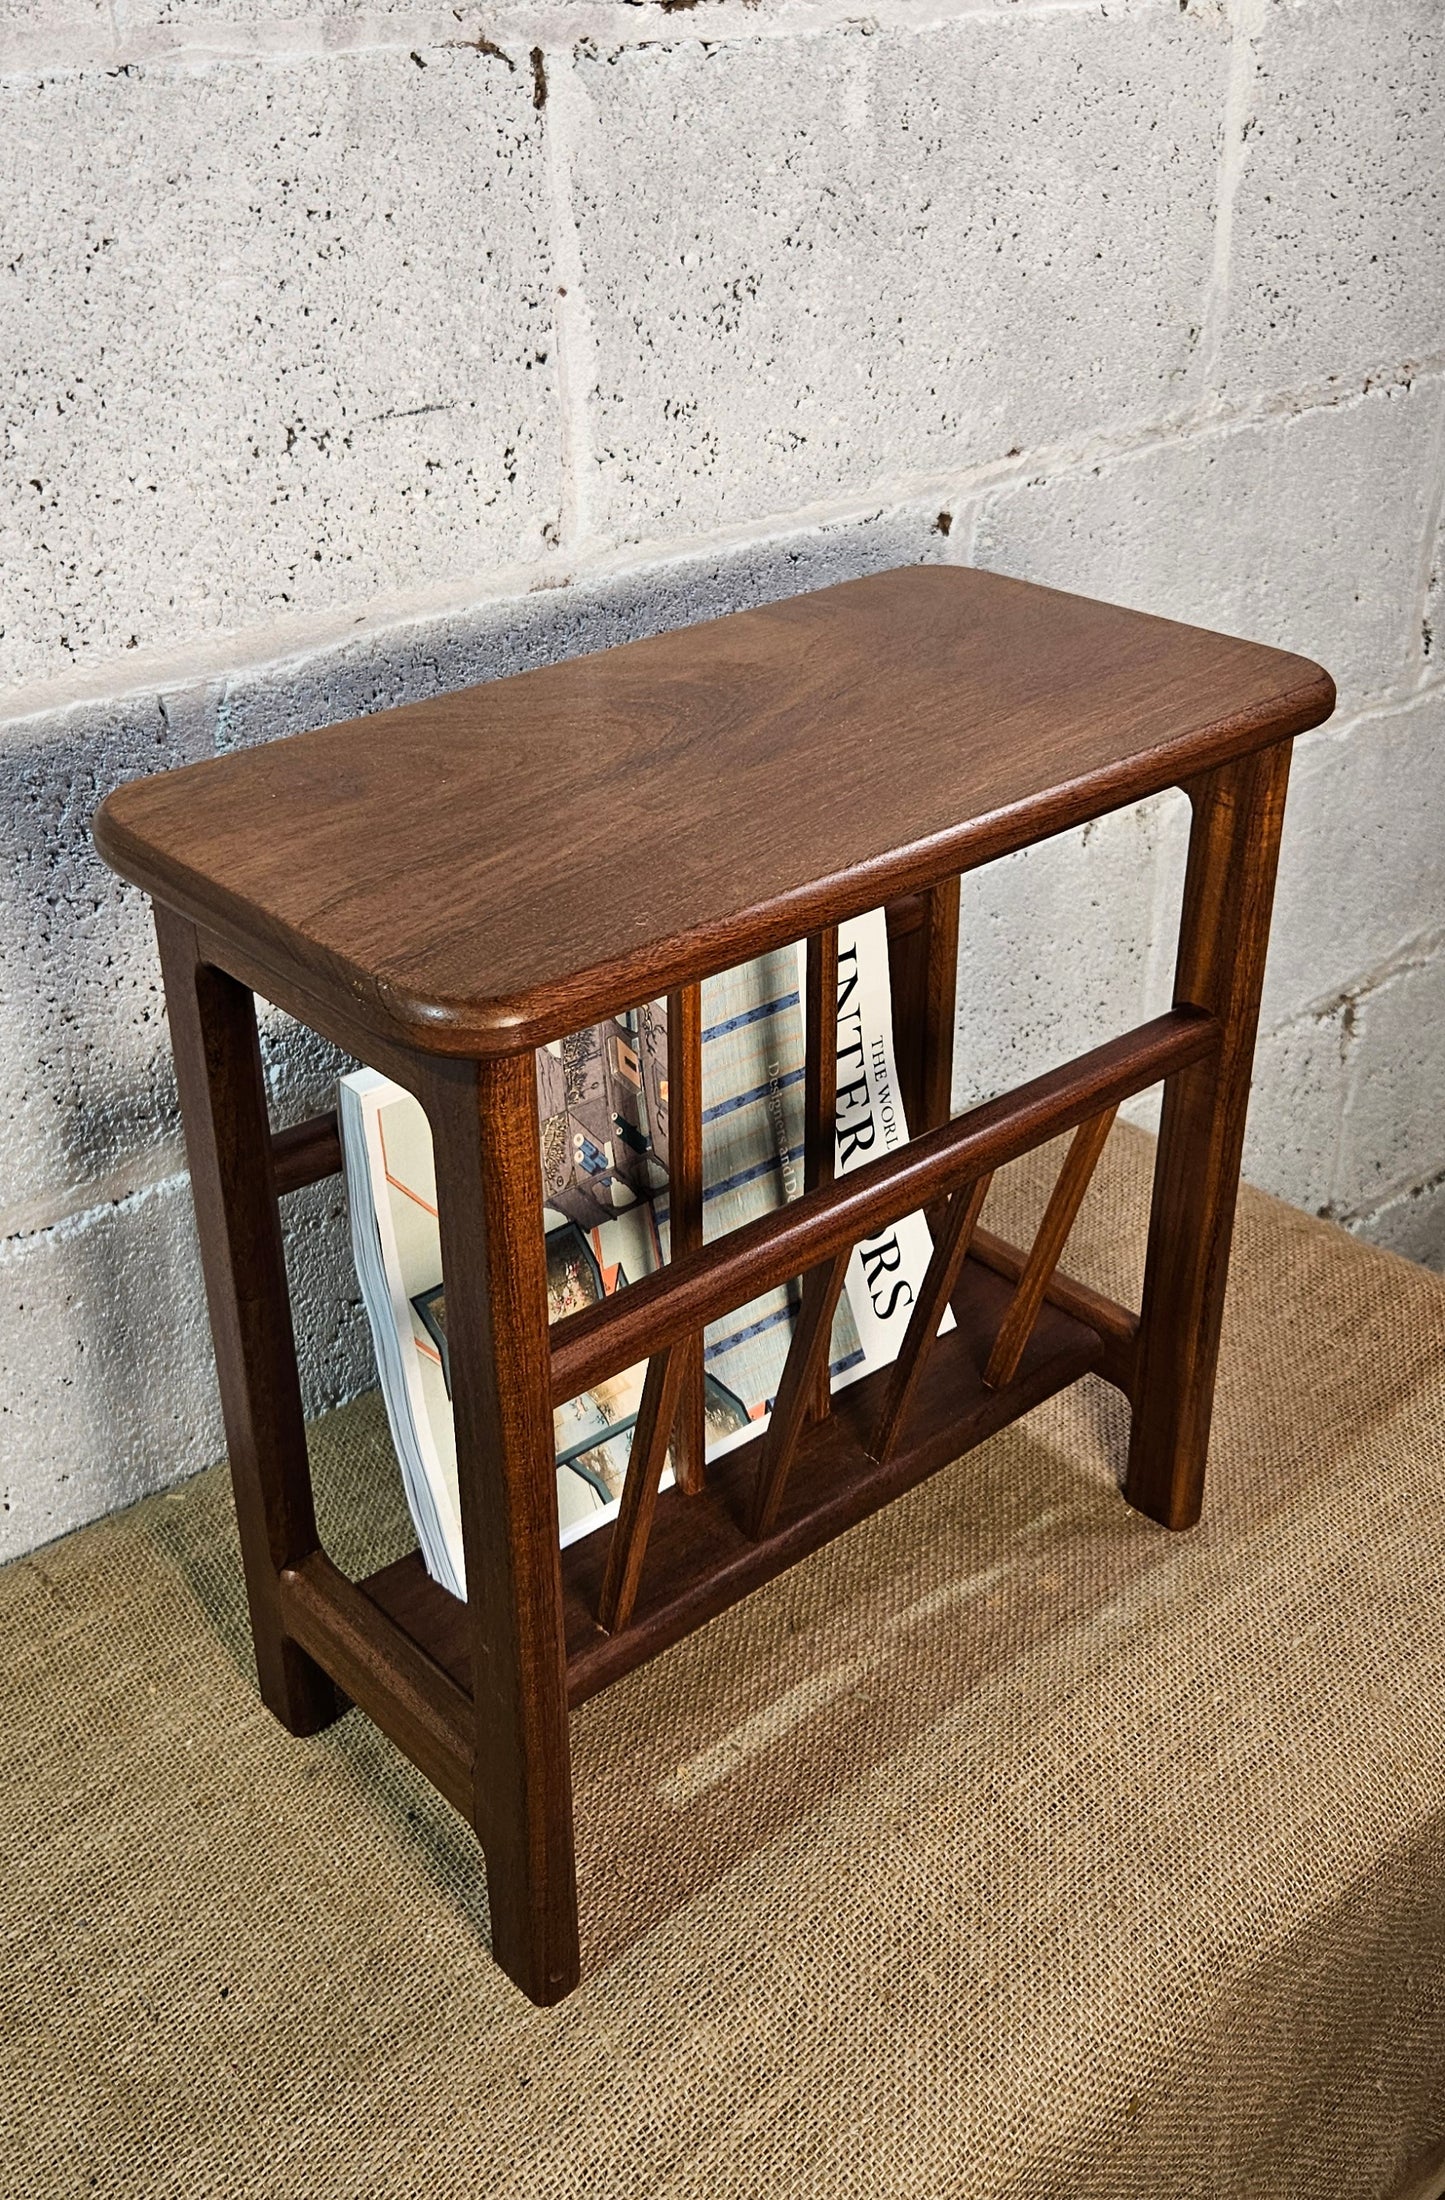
[340,908,947,1599]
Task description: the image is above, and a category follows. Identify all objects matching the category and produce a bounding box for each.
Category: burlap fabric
[4,1125,1445,2199]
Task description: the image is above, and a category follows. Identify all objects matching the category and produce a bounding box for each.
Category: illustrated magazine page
[340,911,944,1598]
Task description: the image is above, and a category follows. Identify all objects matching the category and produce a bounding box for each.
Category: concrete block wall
[1,0,1441,1557]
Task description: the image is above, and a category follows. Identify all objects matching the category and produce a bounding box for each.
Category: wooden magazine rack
[94,568,1334,2005]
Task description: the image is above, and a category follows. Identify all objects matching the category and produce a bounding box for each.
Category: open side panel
[359,1253,1101,1710]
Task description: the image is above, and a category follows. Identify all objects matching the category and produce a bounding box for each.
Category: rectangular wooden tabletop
[94,566,1334,1058]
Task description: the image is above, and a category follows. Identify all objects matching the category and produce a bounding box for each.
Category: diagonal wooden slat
[666,983,707,1496]
[970,1224,1139,1396]
[869,1170,994,1465]
[597,1344,687,1635]
[549,1011,1216,1408]
[749,1246,852,1541]
[803,927,840,1420]
[982,1105,1119,1391]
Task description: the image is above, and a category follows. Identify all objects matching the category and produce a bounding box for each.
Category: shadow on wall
[0,510,1188,1561]
[0,507,976,1558]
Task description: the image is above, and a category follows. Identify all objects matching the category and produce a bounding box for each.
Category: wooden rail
[278,1551,474,1817]
[549,1007,1217,1407]
[271,1109,343,1195]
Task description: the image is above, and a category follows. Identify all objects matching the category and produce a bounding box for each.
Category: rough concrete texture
[973,377,1444,718]
[0,46,556,689]
[0,689,208,1236]
[0,1167,373,1562]
[1,0,1442,1553]
[1331,951,1445,1223]
[574,10,1228,539]
[952,798,1182,1115]
[0,1177,219,1560]
[1262,690,1445,1033]
[1216,0,1445,402]
[1357,1174,1445,1273]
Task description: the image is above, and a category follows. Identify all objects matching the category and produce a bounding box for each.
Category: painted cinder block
[1350,1174,1445,1274]
[0,46,557,693]
[1216,0,1445,402]
[212,493,966,750]
[0,1167,374,1562]
[1426,506,1444,676]
[1332,952,1445,1221]
[974,378,1444,716]
[0,1177,220,1562]
[951,799,1180,1117]
[571,6,1228,540]
[0,684,213,1237]
[1242,1004,1351,1217]
[1262,690,1445,1031]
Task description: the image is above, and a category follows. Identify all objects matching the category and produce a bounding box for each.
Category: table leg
[424,1053,580,2006]
[154,909,340,1735]
[1125,740,1293,1529]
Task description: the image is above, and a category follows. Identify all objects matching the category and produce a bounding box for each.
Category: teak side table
[94,567,1335,2006]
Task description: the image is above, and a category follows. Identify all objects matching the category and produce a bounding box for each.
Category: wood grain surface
[95,567,1333,1058]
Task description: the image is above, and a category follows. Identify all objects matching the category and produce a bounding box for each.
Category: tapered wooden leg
[154,909,339,1736]
[424,1052,579,2006]
[1125,741,1293,1530]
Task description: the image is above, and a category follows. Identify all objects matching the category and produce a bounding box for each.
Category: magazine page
[535,1007,669,1231]
[820,906,954,1367]
[340,910,946,1593]
[341,1072,668,1600]
[669,946,868,1462]
[340,1071,461,1595]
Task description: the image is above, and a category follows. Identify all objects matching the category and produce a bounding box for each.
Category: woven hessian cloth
[4,1124,1445,2199]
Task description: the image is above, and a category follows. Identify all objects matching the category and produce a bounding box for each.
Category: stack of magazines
[340,908,948,1600]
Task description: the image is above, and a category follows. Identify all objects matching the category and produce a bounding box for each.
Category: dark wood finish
[95,568,1333,1062]
[983,1104,1119,1390]
[596,1345,686,1636]
[970,1226,1138,1397]
[271,1108,343,1196]
[871,1172,994,1464]
[422,1053,579,2005]
[153,908,340,1736]
[802,927,840,1420]
[278,1551,473,1817]
[548,1008,1218,1407]
[365,1256,1104,1708]
[666,984,707,1497]
[749,1247,852,1540]
[887,875,960,1238]
[1125,741,1294,1530]
[886,894,931,1139]
[918,875,961,1138]
[194,922,431,1097]
[100,567,1331,2009]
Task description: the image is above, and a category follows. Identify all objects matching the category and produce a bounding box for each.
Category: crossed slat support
[981,1106,1118,1391]
[568,1012,1211,1642]
[869,1170,994,1465]
[597,1342,686,1634]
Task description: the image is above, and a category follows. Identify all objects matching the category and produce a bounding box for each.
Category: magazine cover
[341,911,946,1597]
